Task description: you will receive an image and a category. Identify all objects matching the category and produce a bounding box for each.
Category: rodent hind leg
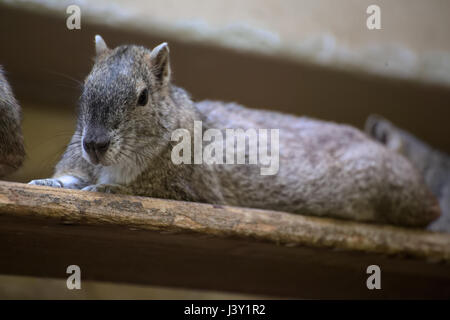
[28,175,87,189]
[82,183,132,195]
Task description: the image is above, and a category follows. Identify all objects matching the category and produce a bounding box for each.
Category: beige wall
[102,0,450,52]
[0,274,263,299]
[4,103,76,183]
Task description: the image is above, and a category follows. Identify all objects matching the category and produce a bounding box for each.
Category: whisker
[42,68,83,86]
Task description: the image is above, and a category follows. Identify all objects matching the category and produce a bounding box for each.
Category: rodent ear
[95,35,109,56]
[150,42,171,85]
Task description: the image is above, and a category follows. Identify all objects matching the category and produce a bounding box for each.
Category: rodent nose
[95,139,110,154]
[83,137,110,157]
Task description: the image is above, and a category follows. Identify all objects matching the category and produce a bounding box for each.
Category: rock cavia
[29,35,440,228]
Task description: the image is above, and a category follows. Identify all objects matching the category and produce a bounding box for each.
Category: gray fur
[0,66,25,177]
[29,37,440,228]
[366,115,450,232]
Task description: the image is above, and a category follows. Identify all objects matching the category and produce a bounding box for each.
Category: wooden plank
[0,181,449,298]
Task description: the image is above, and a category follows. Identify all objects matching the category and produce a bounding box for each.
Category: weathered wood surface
[0,180,450,298]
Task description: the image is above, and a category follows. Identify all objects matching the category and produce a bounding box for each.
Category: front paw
[29,178,63,188]
[82,184,125,194]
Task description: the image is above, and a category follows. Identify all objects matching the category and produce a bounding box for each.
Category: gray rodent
[366,115,450,232]
[0,66,25,178]
[29,35,440,228]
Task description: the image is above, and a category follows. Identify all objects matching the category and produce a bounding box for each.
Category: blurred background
[0,0,449,299]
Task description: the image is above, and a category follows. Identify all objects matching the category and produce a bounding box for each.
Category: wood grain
[0,181,449,298]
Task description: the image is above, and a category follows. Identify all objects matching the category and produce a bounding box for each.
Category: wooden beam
[0,180,449,298]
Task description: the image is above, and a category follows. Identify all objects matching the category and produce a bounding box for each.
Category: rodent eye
[137,88,148,106]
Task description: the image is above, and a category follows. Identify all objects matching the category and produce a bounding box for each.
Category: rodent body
[0,66,25,177]
[29,36,440,228]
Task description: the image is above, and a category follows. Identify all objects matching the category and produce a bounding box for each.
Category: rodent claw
[82,184,114,193]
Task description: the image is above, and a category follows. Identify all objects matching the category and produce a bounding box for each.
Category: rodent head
[79,35,173,168]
